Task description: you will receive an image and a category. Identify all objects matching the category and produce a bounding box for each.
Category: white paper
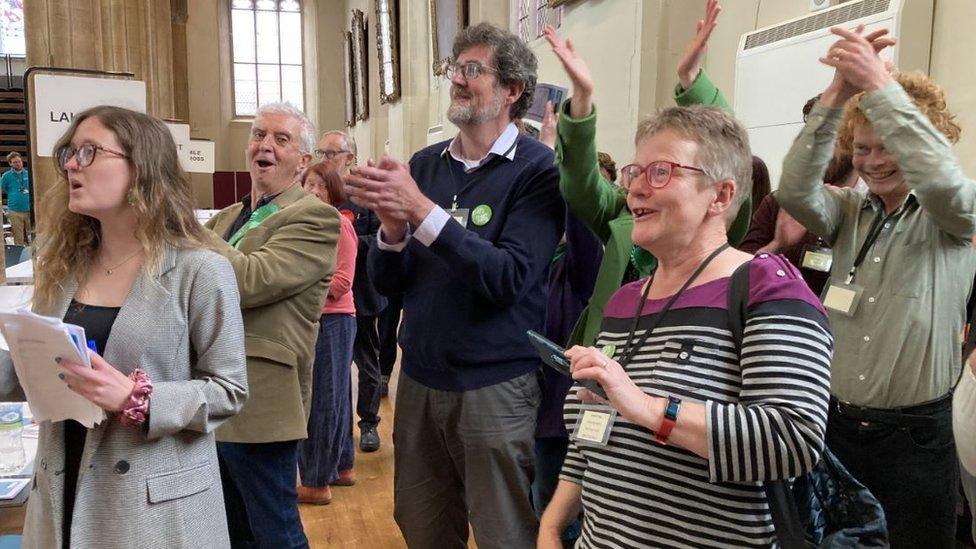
[0,309,105,427]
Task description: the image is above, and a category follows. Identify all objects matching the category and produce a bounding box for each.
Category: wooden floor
[300,364,406,548]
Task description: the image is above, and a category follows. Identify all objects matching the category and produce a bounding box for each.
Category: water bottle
[0,403,25,474]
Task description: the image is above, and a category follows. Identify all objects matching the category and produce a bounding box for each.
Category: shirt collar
[241,191,282,212]
[440,123,519,173]
[861,190,917,212]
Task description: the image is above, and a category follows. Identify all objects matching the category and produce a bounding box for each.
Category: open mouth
[866,170,897,181]
[255,159,275,169]
[631,207,658,221]
[69,180,83,191]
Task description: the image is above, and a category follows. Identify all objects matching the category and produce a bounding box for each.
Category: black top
[223,192,281,241]
[60,300,121,549]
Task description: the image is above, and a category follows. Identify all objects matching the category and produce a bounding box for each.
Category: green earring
[127,189,137,206]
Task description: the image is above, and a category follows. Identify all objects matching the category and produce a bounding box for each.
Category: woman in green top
[543,1,750,348]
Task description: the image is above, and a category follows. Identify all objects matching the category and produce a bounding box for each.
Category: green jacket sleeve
[674,69,731,113]
[673,69,750,243]
[554,100,628,244]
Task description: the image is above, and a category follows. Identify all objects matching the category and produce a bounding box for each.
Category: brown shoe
[331,468,356,486]
[297,485,332,505]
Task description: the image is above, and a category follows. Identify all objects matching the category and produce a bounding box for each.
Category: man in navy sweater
[345,23,564,549]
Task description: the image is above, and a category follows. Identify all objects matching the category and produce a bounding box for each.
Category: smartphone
[526,330,608,399]
[524,84,567,122]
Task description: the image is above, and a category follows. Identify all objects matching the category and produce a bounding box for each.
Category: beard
[447,85,506,126]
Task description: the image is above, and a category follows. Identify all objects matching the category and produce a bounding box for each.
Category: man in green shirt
[1,151,30,245]
[777,27,976,548]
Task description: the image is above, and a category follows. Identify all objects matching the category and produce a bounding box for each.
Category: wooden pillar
[23,0,180,230]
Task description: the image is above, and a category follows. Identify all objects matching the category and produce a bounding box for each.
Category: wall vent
[744,0,890,50]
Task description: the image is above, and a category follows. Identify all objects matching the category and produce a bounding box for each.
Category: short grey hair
[254,102,316,154]
[320,130,357,158]
[452,23,537,120]
[634,105,753,220]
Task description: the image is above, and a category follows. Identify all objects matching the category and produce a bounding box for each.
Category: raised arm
[544,25,628,241]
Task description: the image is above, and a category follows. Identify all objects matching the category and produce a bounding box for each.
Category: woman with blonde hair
[0,105,248,549]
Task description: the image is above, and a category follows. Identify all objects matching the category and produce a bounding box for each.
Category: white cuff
[376,225,411,252]
[413,206,451,247]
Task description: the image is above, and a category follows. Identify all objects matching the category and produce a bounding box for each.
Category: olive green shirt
[778,82,976,408]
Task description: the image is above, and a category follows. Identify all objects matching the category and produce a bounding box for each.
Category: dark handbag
[727,261,889,548]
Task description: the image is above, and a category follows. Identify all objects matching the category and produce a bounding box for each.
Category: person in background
[539,100,558,149]
[297,164,357,505]
[345,22,564,548]
[206,102,339,549]
[777,27,976,548]
[2,151,31,245]
[750,155,770,214]
[317,130,385,453]
[0,105,248,548]
[740,154,858,296]
[538,103,832,548]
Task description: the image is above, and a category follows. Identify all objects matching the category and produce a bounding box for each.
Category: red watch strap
[655,396,682,445]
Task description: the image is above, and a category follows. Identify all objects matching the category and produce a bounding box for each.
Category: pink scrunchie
[118,369,152,428]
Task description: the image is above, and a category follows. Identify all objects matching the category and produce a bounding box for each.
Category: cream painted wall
[703,0,976,177]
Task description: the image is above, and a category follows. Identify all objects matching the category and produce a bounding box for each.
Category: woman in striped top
[537,105,833,548]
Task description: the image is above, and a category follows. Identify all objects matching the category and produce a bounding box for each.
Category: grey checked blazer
[0,246,248,549]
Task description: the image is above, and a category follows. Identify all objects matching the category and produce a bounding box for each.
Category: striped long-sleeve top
[560,254,833,548]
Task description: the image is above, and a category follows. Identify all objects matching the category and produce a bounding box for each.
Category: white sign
[187,140,215,174]
[32,74,146,157]
[165,122,191,169]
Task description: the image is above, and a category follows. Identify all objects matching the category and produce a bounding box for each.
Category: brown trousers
[8,211,30,246]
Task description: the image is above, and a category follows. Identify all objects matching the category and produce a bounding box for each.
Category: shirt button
[858,374,866,381]
[114,460,130,475]
[678,352,689,360]
[873,257,881,263]
[868,297,876,303]
[863,336,871,342]
[776,269,786,277]
[883,223,890,229]
[805,144,812,150]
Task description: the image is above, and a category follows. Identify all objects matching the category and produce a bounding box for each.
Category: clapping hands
[820,25,897,107]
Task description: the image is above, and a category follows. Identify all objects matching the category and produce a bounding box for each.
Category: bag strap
[726,260,810,549]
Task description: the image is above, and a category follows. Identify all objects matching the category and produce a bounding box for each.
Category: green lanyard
[228,202,280,248]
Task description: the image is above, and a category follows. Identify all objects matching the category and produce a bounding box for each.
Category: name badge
[450,208,470,227]
[571,404,617,446]
[822,282,864,316]
[801,245,832,273]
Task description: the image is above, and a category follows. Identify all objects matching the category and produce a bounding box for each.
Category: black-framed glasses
[57,143,129,170]
[445,61,497,81]
[314,148,351,160]
[619,160,708,191]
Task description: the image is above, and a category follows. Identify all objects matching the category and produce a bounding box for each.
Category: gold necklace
[98,249,142,275]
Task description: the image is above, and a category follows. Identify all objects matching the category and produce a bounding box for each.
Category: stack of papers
[0,309,105,427]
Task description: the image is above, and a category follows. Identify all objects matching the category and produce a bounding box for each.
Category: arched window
[230,0,304,117]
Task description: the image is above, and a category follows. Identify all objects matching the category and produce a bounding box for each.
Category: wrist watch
[654,396,682,445]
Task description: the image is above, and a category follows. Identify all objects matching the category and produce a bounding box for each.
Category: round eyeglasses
[619,160,708,191]
[314,148,351,161]
[445,61,497,81]
[57,143,129,170]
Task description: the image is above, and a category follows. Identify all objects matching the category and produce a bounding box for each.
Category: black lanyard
[846,206,901,284]
[444,139,517,211]
[619,243,730,368]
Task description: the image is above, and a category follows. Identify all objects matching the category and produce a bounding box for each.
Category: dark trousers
[298,313,356,486]
[217,440,309,549]
[378,294,402,377]
[826,396,958,549]
[353,314,382,428]
[393,370,541,549]
[532,437,581,544]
